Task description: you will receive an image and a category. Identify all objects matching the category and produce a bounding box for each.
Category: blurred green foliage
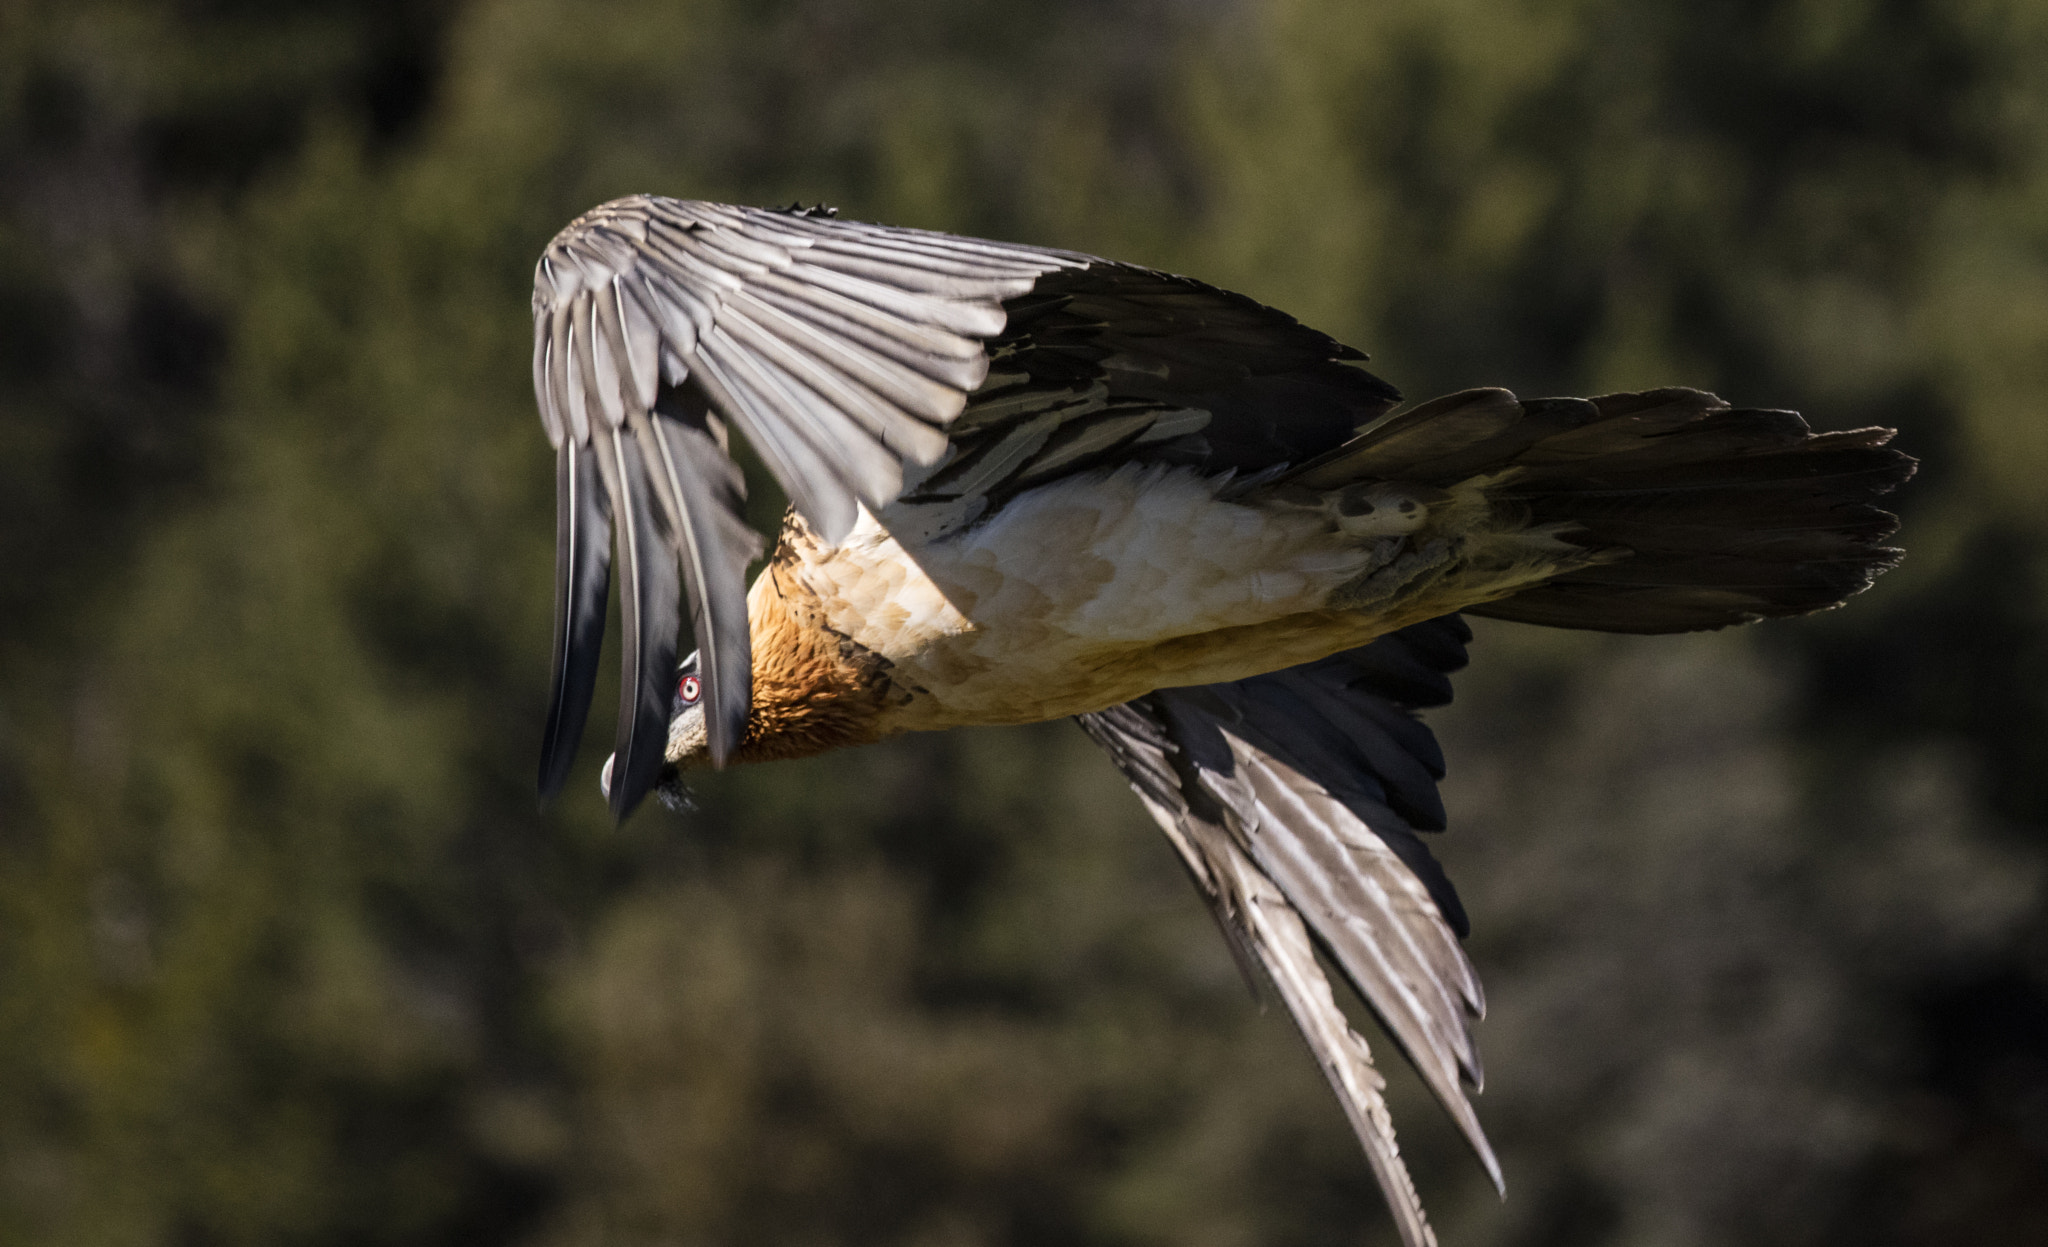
[3,1,2047,1244]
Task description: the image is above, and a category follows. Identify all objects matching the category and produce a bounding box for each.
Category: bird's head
[598,652,711,811]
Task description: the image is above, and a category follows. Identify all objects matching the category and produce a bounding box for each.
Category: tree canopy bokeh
[4,1,2047,1244]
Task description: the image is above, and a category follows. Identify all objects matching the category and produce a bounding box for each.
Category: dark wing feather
[1079,616,1494,1247]
[538,439,611,800]
[646,392,757,772]
[899,266,1402,518]
[1078,701,1443,1247]
[595,420,680,823]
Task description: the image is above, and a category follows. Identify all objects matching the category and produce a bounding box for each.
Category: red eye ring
[678,674,702,705]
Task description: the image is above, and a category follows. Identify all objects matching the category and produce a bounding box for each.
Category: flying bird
[529,197,1911,1247]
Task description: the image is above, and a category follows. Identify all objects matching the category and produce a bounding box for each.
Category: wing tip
[539,440,614,805]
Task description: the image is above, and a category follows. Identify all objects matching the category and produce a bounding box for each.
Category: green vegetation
[3,1,2046,1243]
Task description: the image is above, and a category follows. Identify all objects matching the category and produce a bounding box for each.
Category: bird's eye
[678,674,701,705]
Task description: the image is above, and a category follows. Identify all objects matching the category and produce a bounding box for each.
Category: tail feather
[1562,518,1893,562]
[1464,584,1759,633]
[1289,386,1914,634]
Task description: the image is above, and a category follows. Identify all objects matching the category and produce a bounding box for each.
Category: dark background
[4,1,2047,1244]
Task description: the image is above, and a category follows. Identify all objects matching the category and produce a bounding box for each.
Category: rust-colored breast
[733,559,895,764]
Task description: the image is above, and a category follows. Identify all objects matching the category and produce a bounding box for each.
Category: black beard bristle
[654,772,698,813]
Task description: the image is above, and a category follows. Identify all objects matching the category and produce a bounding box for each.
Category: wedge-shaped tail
[1284,386,1914,632]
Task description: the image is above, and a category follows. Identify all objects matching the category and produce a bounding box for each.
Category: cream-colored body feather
[770,462,1586,732]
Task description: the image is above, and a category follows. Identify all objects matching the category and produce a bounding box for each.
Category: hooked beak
[598,751,691,812]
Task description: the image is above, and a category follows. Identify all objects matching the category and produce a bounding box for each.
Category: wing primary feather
[538,440,612,801]
[805,229,1061,276]
[636,226,746,304]
[722,289,952,461]
[1215,740,1500,1186]
[682,218,791,275]
[761,255,1012,337]
[755,372,913,498]
[594,424,680,821]
[624,268,706,357]
[585,293,627,428]
[607,277,661,412]
[567,297,602,437]
[694,329,867,541]
[641,402,758,766]
[1239,869,1442,1247]
[732,284,983,414]
[797,238,1046,297]
[1078,701,1445,1247]
[533,317,562,447]
[1074,706,1265,1005]
[549,308,583,443]
[716,297,951,462]
[715,293,963,427]
[735,203,1085,268]
[1076,617,1502,1233]
[751,267,982,363]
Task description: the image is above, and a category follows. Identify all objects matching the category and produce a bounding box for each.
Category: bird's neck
[736,561,891,763]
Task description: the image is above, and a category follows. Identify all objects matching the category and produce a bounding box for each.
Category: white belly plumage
[778,464,1401,729]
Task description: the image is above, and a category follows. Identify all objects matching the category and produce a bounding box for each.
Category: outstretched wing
[531,198,1400,816]
[1077,615,1492,1247]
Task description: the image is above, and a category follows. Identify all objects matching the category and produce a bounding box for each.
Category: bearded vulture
[529,197,1911,1247]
